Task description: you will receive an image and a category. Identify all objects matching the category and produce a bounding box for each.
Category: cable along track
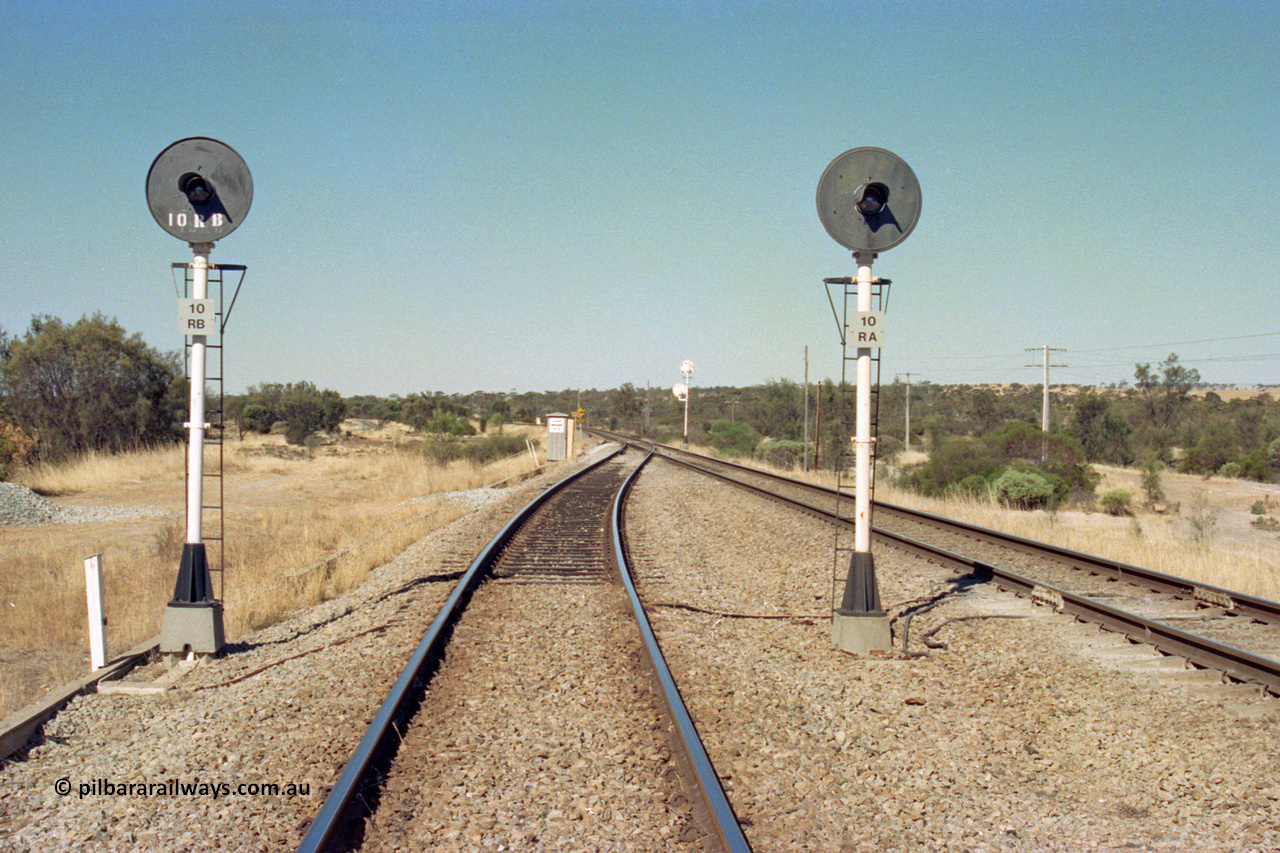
[297,447,750,852]
[592,431,1280,697]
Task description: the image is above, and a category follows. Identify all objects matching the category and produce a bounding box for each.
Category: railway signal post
[678,360,694,449]
[146,137,254,665]
[816,147,921,654]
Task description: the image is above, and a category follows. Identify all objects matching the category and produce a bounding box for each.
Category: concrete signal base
[160,602,225,668]
[832,611,892,655]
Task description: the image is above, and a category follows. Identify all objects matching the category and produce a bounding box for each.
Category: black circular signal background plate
[146,137,253,243]
[816,147,921,253]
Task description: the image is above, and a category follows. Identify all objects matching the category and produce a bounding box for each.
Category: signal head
[146,137,253,243]
[816,148,921,253]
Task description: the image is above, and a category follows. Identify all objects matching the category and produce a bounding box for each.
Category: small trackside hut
[545,413,575,461]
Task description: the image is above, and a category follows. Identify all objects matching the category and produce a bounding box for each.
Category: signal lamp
[854,182,888,216]
[179,173,213,205]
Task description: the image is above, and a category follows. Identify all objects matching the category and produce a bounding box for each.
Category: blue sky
[1,1,1276,395]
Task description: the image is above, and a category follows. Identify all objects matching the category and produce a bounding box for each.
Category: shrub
[241,404,274,434]
[756,439,807,468]
[898,436,1002,497]
[1,313,183,461]
[954,473,990,497]
[708,420,761,457]
[0,421,35,481]
[1100,489,1134,516]
[992,468,1054,510]
[280,382,347,446]
[418,433,533,466]
[1217,461,1243,479]
[1139,453,1166,506]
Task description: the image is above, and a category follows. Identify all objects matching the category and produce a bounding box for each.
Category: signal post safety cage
[823,274,890,607]
[172,261,247,601]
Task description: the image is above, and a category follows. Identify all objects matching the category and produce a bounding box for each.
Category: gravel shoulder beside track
[4,448,1279,852]
[625,459,1280,852]
[0,461,585,852]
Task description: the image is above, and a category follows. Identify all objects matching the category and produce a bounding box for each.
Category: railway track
[591,429,1280,697]
[297,445,751,852]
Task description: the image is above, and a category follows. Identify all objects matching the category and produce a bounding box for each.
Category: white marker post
[84,554,107,671]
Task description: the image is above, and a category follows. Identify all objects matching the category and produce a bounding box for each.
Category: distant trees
[230,381,346,446]
[1134,354,1199,430]
[1072,392,1134,465]
[0,314,185,464]
[611,383,642,430]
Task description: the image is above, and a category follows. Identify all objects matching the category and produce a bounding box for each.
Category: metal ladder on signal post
[174,262,247,601]
[824,275,890,605]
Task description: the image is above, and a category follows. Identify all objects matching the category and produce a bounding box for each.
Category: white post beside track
[85,554,107,671]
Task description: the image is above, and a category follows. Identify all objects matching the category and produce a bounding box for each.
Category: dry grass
[19,444,189,496]
[0,423,548,718]
[691,444,1280,603]
[873,479,1280,603]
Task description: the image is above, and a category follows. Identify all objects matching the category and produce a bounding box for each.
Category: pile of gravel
[0,482,64,526]
[0,482,172,527]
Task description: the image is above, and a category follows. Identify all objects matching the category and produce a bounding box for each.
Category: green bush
[897,436,1002,497]
[1217,461,1243,479]
[992,468,1054,510]
[418,433,533,466]
[1100,489,1134,516]
[280,382,347,446]
[954,474,990,497]
[0,313,184,461]
[708,420,761,457]
[242,403,275,434]
[1139,453,1166,506]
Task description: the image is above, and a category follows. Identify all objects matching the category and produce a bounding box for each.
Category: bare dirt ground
[1094,463,1280,551]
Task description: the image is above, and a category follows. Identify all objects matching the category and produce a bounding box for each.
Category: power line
[1074,332,1280,354]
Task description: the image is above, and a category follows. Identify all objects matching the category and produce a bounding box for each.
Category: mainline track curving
[591,430,1280,697]
[296,445,750,852]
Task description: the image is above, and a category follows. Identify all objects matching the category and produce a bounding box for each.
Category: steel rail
[611,445,753,852]
[296,447,625,853]
[872,526,1280,696]
[590,429,1280,625]
[593,431,1280,697]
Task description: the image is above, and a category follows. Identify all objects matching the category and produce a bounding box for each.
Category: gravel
[625,460,1280,852]
[2,451,1278,852]
[0,482,172,527]
[0,463,574,852]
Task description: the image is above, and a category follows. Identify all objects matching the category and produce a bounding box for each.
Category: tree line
[3,315,1277,493]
